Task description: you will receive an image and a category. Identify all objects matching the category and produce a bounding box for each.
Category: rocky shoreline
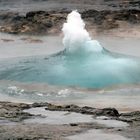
[0,101,139,139]
[0,9,140,36]
[0,0,140,37]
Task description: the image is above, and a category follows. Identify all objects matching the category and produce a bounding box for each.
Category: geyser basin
[0,11,140,89]
[0,48,140,88]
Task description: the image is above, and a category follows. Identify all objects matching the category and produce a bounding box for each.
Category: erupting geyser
[62,10,102,52]
[0,10,140,88]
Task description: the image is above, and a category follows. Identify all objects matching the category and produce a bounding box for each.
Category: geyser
[0,10,140,88]
[62,10,102,53]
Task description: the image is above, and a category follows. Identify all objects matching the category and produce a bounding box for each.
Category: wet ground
[0,101,139,140]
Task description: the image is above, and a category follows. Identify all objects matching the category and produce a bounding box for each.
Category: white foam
[62,10,102,52]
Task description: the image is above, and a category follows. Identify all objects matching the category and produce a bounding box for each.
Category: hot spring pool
[0,48,140,88]
[0,11,140,89]
[0,48,140,89]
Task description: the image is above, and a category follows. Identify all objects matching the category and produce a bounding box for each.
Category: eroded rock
[0,9,140,35]
[45,104,120,117]
[119,111,140,122]
[0,102,32,122]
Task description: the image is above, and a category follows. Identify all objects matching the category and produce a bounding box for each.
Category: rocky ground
[0,101,140,140]
[0,0,140,37]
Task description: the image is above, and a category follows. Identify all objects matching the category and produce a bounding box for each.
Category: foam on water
[0,11,140,88]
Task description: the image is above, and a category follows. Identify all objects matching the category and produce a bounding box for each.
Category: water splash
[62,10,102,53]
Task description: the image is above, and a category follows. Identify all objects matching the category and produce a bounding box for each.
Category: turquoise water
[0,46,140,88]
[0,11,140,89]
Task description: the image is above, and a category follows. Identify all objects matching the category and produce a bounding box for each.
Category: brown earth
[0,0,140,37]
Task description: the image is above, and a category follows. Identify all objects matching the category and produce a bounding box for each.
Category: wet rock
[1,38,14,42]
[82,9,140,25]
[21,38,43,43]
[0,110,33,122]
[32,102,51,108]
[0,102,33,122]
[119,111,140,122]
[0,9,140,35]
[81,107,120,117]
[0,101,139,124]
[93,108,119,117]
[0,108,33,122]
[0,12,19,21]
[0,10,66,35]
[45,104,119,117]
[70,123,79,126]
[46,104,81,113]
[0,101,31,110]
[0,101,139,140]
[26,11,50,18]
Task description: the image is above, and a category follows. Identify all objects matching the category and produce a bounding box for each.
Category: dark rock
[70,123,78,126]
[26,11,49,19]
[0,109,33,122]
[0,102,31,110]
[95,108,119,117]
[32,102,51,108]
[0,102,33,122]
[82,9,140,24]
[0,12,18,21]
[45,104,119,117]
[119,111,140,122]
[12,16,25,22]
[121,111,140,117]
[0,9,140,35]
[1,38,14,42]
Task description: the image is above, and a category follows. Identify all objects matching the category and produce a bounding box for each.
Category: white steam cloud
[62,10,103,52]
